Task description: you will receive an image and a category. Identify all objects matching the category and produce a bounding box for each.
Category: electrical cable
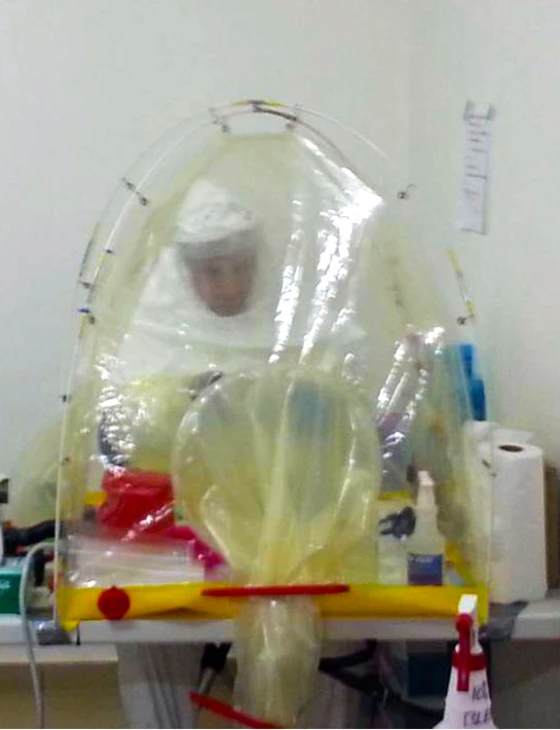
[3,522,56,556]
[19,541,54,729]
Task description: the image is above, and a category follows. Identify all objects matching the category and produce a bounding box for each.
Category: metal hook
[209,107,230,134]
[397,184,416,200]
[121,177,151,207]
[286,103,302,131]
[78,306,96,325]
[457,313,475,326]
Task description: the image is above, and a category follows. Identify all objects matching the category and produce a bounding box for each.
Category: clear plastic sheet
[55,103,490,727]
[172,369,380,586]
[8,419,61,526]
[234,598,322,727]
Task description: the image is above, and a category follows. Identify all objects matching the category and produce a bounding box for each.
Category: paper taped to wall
[458,102,495,234]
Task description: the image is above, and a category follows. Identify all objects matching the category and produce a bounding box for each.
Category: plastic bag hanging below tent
[173,369,382,726]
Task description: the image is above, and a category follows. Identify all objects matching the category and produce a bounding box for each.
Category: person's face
[187,250,256,317]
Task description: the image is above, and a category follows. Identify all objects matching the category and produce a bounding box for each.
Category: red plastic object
[98,468,225,571]
[163,525,224,571]
[190,692,280,729]
[202,584,350,598]
[99,469,175,535]
[97,586,131,620]
[452,613,486,692]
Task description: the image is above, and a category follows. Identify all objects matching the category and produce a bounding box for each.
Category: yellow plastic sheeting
[173,369,381,586]
[172,367,381,725]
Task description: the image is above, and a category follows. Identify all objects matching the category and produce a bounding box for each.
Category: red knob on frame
[98,586,131,620]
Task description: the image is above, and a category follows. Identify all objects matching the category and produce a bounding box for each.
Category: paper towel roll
[489,441,547,603]
[492,428,534,445]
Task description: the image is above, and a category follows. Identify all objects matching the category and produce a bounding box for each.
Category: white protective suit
[115,181,375,729]
[118,181,278,380]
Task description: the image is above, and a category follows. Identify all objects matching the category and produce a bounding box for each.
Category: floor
[0,658,230,729]
[0,644,558,728]
[0,663,124,729]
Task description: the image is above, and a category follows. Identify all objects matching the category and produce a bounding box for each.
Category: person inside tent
[179,211,257,318]
[96,181,270,524]
[111,181,374,729]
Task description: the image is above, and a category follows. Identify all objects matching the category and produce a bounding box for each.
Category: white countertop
[0,590,558,663]
[75,590,560,644]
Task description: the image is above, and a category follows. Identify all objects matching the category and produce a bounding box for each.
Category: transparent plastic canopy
[55,101,490,727]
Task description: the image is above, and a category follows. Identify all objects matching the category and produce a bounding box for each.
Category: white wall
[409,0,560,462]
[10,0,560,477]
[0,0,411,475]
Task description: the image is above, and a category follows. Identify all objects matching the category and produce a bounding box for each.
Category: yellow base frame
[57,583,488,630]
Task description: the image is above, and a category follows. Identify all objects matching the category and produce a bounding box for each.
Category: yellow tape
[447,247,461,273]
[378,491,411,502]
[446,246,476,322]
[233,99,285,109]
[84,491,107,507]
